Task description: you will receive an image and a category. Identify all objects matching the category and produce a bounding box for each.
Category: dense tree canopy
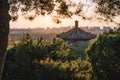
[2,35,93,80]
[86,28,120,80]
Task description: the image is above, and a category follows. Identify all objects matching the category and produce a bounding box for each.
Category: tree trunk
[0,0,10,79]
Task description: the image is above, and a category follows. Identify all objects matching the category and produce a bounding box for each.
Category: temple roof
[57,20,96,41]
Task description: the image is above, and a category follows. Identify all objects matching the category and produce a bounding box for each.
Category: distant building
[56,20,96,44]
[103,26,111,31]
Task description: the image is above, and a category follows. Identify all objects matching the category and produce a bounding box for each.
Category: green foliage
[70,43,89,60]
[38,57,93,80]
[2,34,93,80]
[86,28,120,80]
[8,36,15,49]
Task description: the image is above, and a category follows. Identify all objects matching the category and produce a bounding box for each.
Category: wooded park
[0,0,120,80]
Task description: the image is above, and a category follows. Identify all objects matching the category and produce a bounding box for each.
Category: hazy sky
[10,15,117,29]
[10,0,117,29]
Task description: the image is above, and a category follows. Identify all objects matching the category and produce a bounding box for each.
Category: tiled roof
[57,27,96,41]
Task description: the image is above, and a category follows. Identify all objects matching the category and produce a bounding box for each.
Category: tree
[86,28,120,80]
[0,0,10,79]
[0,0,120,79]
[93,0,120,25]
[2,35,93,80]
[0,0,77,79]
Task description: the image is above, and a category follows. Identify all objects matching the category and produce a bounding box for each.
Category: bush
[86,28,120,80]
[2,34,93,80]
[38,57,93,80]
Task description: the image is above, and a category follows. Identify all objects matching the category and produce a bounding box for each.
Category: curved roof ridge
[57,27,96,40]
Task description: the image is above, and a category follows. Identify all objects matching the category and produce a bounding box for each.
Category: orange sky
[10,15,117,29]
[10,0,118,29]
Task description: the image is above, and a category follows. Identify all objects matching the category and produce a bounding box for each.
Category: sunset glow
[10,15,117,29]
[10,0,118,29]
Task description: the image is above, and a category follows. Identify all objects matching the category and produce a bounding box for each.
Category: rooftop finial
[75,20,78,28]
